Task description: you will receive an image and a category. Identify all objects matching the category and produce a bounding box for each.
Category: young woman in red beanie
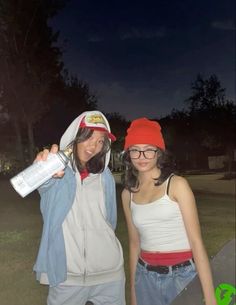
[121,117,217,305]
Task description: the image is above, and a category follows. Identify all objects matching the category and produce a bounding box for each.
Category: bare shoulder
[171,174,190,188]
[121,188,130,201]
[170,175,193,200]
[121,188,131,208]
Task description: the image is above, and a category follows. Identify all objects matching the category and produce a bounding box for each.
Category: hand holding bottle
[10,144,72,197]
[35,144,65,178]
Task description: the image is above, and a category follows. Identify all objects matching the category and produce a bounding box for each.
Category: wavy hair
[122,148,175,192]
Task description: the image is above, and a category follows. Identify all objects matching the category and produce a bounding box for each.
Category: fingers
[35,149,49,162]
[53,170,65,178]
[34,144,65,179]
[35,144,59,162]
[50,144,59,154]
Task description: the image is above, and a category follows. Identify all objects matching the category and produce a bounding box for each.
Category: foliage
[63,74,97,111]
[105,112,130,151]
[162,74,236,171]
[0,0,67,163]
[185,74,226,111]
[33,74,99,146]
[0,0,98,164]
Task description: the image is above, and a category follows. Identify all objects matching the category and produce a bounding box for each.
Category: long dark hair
[70,128,111,173]
[122,148,175,192]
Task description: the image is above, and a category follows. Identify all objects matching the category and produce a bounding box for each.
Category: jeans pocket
[174,265,197,293]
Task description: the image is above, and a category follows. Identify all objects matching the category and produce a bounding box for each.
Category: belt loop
[189,259,195,271]
[139,258,148,271]
[168,266,172,275]
[143,260,149,274]
[141,258,147,267]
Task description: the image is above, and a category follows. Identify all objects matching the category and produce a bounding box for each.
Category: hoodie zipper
[80,178,87,284]
[83,235,87,283]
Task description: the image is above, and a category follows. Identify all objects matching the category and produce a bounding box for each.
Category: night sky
[50,0,235,120]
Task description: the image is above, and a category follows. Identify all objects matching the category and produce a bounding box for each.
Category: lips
[136,162,149,167]
[84,150,94,159]
[86,150,93,155]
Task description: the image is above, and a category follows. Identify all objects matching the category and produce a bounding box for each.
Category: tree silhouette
[34,74,98,146]
[105,112,129,151]
[185,74,235,173]
[0,0,66,164]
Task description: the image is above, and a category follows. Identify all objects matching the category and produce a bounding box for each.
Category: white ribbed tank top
[131,175,191,252]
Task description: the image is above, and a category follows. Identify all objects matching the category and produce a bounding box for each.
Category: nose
[87,138,98,149]
[139,151,146,159]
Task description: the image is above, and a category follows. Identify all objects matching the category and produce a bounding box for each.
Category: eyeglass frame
[128,148,158,159]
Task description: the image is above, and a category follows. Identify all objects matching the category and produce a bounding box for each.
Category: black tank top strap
[166,173,175,196]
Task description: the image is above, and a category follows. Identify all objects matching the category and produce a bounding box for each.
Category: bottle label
[10,153,66,197]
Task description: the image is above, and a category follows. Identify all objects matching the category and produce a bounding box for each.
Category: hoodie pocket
[85,227,124,275]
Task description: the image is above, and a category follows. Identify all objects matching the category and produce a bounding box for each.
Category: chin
[136,165,151,171]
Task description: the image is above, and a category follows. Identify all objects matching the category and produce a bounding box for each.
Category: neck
[138,168,161,184]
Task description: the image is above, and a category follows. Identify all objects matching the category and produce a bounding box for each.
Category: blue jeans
[47,278,126,305]
[135,260,196,305]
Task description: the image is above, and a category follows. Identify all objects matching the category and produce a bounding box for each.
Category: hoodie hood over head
[59,110,114,169]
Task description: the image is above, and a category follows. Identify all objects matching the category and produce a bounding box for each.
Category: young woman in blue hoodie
[34,110,125,305]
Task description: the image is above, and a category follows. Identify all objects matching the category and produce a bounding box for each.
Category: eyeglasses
[128,149,158,159]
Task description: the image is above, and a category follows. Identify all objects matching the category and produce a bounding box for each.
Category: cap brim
[92,127,116,141]
[81,126,116,142]
[107,132,116,142]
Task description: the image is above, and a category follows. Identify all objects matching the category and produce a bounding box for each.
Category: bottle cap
[63,146,73,158]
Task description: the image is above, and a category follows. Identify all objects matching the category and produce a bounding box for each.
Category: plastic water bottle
[10,146,72,198]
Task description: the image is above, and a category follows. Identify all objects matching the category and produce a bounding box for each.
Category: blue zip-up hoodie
[33,111,121,287]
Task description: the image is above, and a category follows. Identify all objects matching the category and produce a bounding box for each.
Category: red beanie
[124,117,165,150]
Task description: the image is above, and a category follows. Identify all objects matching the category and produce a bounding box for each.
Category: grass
[0,174,235,305]
[0,180,48,305]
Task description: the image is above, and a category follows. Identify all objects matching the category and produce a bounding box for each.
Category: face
[77,130,106,166]
[128,144,159,173]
